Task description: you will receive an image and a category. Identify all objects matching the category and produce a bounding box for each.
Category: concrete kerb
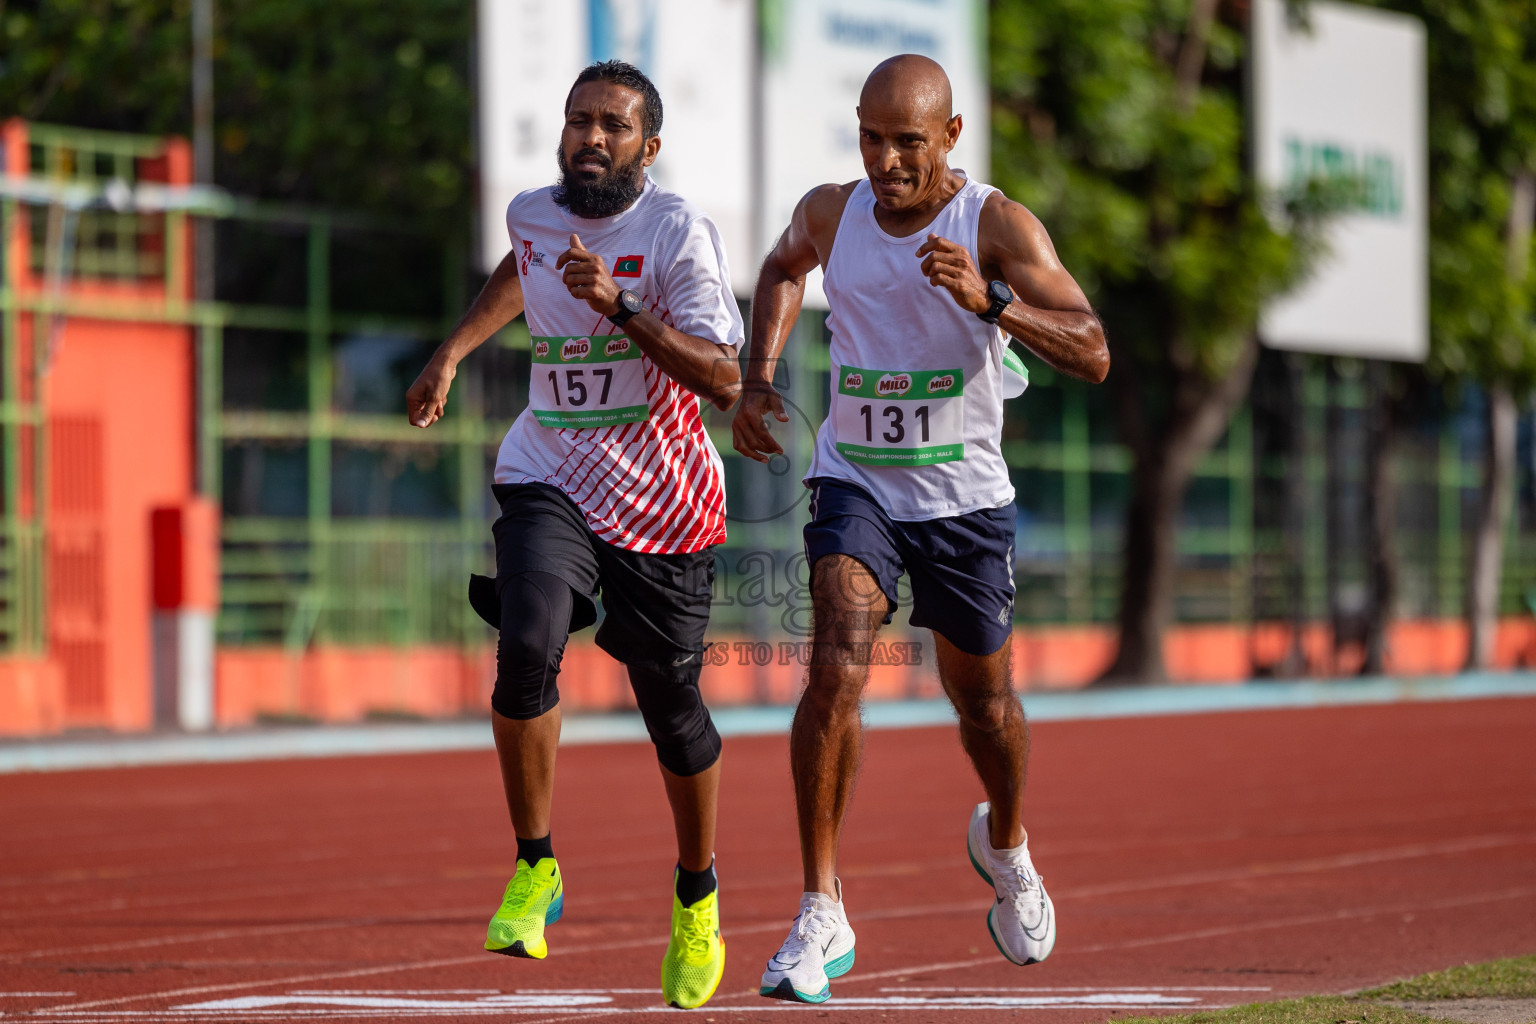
[2,671,1533,774]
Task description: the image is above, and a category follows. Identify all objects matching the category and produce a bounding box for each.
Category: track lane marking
[1062,832,1536,899]
[24,859,1536,1014]
[15,987,1247,1021]
[50,880,1506,1019]
[798,881,1536,994]
[31,899,1029,1016]
[9,825,1529,929]
[14,828,1529,963]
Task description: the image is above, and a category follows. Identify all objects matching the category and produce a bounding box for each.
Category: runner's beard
[552,145,647,218]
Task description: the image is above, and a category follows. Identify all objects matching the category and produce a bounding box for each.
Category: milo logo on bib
[530,334,649,428]
[835,364,966,467]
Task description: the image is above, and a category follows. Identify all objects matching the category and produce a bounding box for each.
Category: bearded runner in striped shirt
[406,60,740,1010]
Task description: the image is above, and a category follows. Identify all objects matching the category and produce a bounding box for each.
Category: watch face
[988,280,1013,305]
[621,290,642,314]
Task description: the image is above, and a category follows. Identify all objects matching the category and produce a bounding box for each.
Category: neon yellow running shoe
[485,857,563,959]
[661,879,725,1009]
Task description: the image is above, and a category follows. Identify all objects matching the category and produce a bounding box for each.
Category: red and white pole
[151,501,219,731]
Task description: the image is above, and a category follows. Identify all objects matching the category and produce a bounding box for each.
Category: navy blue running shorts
[802,477,1017,656]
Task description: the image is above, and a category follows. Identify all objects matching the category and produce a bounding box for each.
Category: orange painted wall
[0,659,65,734]
[0,121,198,733]
[6,612,1534,735]
[44,318,195,729]
[197,616,1536,731]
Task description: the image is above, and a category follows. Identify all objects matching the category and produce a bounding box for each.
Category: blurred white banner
[478,0,988,304]
[477,0,754,291]
[760,0,990,309]
[1253,0,1427,361]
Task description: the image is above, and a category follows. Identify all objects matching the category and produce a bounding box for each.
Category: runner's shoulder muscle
[977,191,1091,314]
[976,191,1047,272]
[798,181,861,267]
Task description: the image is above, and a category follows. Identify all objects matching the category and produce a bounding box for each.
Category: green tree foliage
[1368,0,1536,668]
[1372,0,1536,385]
[990,0,1329,681]
[0,0,474,226]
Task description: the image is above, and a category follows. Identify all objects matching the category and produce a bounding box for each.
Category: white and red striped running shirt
[493,177,744,554]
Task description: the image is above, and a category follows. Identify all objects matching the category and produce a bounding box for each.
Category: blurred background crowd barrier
[1,0,1533,736]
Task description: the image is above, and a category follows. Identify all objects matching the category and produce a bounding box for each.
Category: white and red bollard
[151,501,218,731]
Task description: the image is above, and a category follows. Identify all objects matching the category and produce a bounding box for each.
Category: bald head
[860,54,953,126]
[854,54,963,213]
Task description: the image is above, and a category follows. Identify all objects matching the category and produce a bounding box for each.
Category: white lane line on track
[878,985,1274,992]
[1063,832,1536,900]
[759,880,1536,997]
[0,912,480,963]
[54,883,1488,1023]
[28,956,496,1016]
[286,991,503,996]
[12,989,1241,1021]
[9,814,1526,927]
[12,828,1530,964]
[16,1009,1234,1021]
[27,870,1536,1016]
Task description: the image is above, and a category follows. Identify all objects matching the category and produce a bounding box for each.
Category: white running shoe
[759,881,857,1003]
[967,801,1055,964]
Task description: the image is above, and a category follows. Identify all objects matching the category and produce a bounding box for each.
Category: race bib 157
[529,335,649,428]
[833,365,965,466]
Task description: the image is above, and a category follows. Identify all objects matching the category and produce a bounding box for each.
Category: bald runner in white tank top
[807,172,1013,521]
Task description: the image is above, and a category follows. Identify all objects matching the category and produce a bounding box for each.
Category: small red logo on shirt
[612,255,644,278]
[520,240,545,274]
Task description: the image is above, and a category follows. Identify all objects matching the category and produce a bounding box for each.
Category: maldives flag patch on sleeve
[613,255,644,277]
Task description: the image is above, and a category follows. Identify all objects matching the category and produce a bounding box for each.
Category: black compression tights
[489,572,721,776]
[490,571,571,721]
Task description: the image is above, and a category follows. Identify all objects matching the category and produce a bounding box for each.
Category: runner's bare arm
[916,194,1109,383]
[557,234,740,412]
[407,249,526,428]
[732,184,854,463]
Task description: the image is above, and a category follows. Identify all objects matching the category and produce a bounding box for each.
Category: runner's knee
[952,687,1021,734]
[627,658,721,776]
[491,571,573,720]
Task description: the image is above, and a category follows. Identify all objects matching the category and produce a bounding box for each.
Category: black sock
[516,833,554,866]
[675,860,717,906]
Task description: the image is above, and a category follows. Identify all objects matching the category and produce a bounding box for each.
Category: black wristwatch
[606,289,643,327]
[978,280,1013,325]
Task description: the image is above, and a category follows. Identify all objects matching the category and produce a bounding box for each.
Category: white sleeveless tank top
[806,173,1015,520]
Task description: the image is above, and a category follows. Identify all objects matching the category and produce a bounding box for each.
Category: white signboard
[1252,0,1427,361]
[760,0,990,308]
[477,0,754,292]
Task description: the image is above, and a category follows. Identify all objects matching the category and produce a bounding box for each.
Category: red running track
[1,697,1534,1024]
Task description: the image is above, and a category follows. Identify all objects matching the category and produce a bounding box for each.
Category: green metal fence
[4,122,1533,661]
